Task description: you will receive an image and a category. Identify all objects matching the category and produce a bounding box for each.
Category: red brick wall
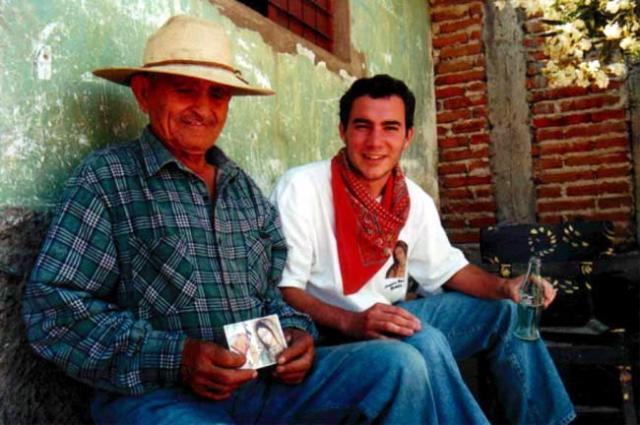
[430,0,635,249]
[431,0,495,246]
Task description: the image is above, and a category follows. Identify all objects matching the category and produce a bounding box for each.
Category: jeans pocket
[129,235,198,316]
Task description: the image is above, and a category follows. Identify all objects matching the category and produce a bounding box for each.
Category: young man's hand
[272,328,315,384]
[180,338,257,401]
[503,275,557,308]
[343,303,422,339]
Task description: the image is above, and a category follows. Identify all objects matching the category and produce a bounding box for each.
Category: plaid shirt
[22,128,315,395]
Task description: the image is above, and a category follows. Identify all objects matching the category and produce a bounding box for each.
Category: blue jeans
[91,339,436,424]
[398,291,576,425]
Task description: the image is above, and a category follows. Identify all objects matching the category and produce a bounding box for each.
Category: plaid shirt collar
[138,126,240,183]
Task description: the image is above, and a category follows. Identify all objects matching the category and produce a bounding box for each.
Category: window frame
[210,0,364,77]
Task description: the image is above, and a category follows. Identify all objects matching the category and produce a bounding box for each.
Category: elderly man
[22,17,436,424]
[271,74,577,425]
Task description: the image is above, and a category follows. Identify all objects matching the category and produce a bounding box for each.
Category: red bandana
[331,148,410,295]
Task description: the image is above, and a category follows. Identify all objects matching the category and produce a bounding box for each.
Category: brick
[450,231,480,244]
[441,200,496,213]
[564,152,629,167]
[435,70,485,86]
[469,216,497,228]
[468,2,483,17]
[470,133,490,145]
[466,81,486,92]
[436,86,466,99]
[433,33,469,49]
[442,175,492,188]
[537,186,562,198]
[598,196,633,209]
[566,181,630,196]
[538,199,595,213]
[539,121,628,141]
[431,0,480,6]
[536,128,564,142]
[452,118,487,134]
[440,146,489,161]
[590,109,626,122]
[539,170,594,184]
[437,126,449,136]
[528,51,549,61]
[442,218,468,228]
[438,162,467,175]
[538,215,564,224]
[523,36,545,48]
[436,58,477,74]
[532,102,556,115]
[472,187,493,199]
[438,17,483,34]
[538,140,592,155]
[595,165,630,179]
[532,113,590,128]
[437,109,471,123]
[471,106,487,118]
[590,212,632,223]
[439,41,483,59]
[538,158,563,169]
[524,19,547,34]
[431,7,468,23]
[593,137,630,150]
[441,187,473,199]
[559,95,620,112]
[443,96,472,109]
[469,29,482,40]
[438,135,469,148]
[529,86,589,102]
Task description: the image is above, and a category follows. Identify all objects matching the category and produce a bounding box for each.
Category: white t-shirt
[270,160,468,312]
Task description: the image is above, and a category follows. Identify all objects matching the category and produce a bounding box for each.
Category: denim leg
[402,324,489,425]
[257,339,436,424]
[92,340,436,425]
[399,292,576,425]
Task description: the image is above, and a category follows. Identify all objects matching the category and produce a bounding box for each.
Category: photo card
[223,314,288,369]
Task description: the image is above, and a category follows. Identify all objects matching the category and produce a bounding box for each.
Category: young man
[22,19,437,424]
[272,74,576,425]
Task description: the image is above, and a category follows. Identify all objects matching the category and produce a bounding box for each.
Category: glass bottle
[514,256,544,341]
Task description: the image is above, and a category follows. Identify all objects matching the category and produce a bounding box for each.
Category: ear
[403,127,414,150]
[130,74,151,114]
[338,123,347,145]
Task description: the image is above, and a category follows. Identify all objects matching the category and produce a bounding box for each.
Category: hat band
[143,60,249,84]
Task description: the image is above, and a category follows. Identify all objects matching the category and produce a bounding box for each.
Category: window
[214,0,362,76]
[237,0,334,52]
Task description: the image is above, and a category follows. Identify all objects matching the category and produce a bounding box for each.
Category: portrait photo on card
[223,314,287,369]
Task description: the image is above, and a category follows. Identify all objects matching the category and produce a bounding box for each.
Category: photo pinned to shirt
[224,314,288,369]
[385,240,409,279]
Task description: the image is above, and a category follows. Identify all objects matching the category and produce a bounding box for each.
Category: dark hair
[339,74,416,132]
[255,320,278,349]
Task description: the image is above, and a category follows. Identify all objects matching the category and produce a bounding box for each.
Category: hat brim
[92,64,274,96]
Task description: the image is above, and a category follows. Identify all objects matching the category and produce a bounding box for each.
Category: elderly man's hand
[503,275,557,309]
[272,328,315,385]
[343,303,422,339]
[180,338,257,401]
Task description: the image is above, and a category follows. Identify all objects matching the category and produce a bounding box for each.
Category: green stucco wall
[0,0,436,208]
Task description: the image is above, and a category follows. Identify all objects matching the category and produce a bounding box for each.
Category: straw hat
[92,15,274,96]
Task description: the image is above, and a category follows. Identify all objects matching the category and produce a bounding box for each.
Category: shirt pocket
[245,231,271,297]
[128,235,199,316]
